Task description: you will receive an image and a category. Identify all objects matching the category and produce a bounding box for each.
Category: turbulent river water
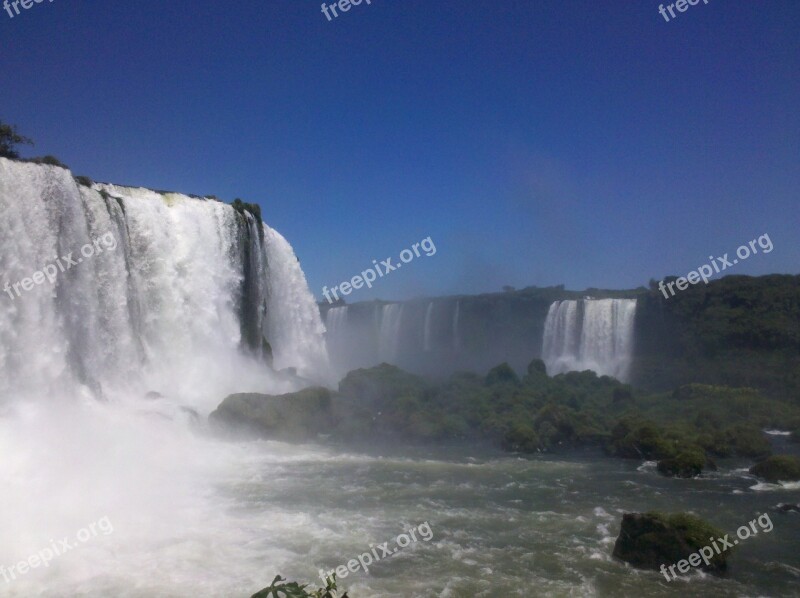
[4,403,797,597]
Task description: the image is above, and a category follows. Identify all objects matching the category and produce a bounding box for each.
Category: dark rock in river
[774,503,800,514]
[612,512,728,574]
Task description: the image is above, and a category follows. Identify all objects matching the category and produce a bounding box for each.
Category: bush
[485,363,520,386]
[75,175,93,187]
[28,155,68,168]
[501,422,540,452]
[657,448,707,478]
[726,425,772,458]
[750,455,800,483]
[608,417,676,460]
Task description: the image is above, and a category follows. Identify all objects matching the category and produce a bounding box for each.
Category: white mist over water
[0,158,331,595]
[541,298,637,381]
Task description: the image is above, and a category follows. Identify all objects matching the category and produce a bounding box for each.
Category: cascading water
[0,159,329,404]
[541,298,637,381]
[263,225,331,380]
[452,300,460,351]
[378,303,404,362]
[324,306,348,340]
[423,302,434,352]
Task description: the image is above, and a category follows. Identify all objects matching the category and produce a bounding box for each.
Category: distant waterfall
[379,303,404,362]
[452,300,461,351]
[325,306,348,339]
[542,298,637,381]
[423,302,434,351]
[0,158,329,407]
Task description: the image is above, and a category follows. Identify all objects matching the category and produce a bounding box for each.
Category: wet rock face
[612,512,728,574]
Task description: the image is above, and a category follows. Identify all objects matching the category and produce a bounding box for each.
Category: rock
[209,387,334,442]
[749,455,800,483]
[612,512,728,574]
[774,503,800,514]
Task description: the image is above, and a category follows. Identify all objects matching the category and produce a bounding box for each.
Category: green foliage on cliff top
[0,120,33,159]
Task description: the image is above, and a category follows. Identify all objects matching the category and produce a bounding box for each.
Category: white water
[541,298,637,381]
[452,300,460,351]
[324,306,348,341]
[423,302,434,352]
[0,158,331,595]
[263,225,331,380]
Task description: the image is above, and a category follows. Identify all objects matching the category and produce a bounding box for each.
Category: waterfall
[541,298,637,381]
[423,301,434,351]
[452,300,461,351]
[378,303,404,362]
[324,305,348,354]
[0,158,329,408]
[325,305,348,339]
[263,225,331,379]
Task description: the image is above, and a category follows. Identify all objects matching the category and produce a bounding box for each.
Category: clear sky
[2,0,798,301]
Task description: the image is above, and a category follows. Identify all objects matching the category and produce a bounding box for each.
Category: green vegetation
[749,455,800,483]
[212,357,798,476]
[269,363,800,470]
[0,120,33,159]
[252,575,347,598]
[75,175,93,187]
[26,154,68,168]
[210,387,334,442]
[657,449,709,478]
[634,275,800,401]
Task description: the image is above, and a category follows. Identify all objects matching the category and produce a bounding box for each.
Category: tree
[0,121,33,159]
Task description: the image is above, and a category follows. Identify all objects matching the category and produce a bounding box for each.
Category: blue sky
[2,0,798,301]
